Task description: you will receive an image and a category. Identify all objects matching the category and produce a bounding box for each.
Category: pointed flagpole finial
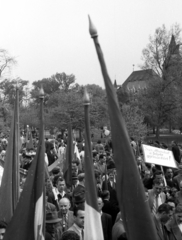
[39,85,45,99]
[88,15,98,38]
[83,87,90,105]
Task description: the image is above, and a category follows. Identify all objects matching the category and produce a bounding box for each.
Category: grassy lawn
[145,134,182,145]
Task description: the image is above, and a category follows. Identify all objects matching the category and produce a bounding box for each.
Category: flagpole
[39,85,45,137]
[83,87,104,240]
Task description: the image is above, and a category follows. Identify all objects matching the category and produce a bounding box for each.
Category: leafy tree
[31,72,77,104]
[122,103,147,140]
[139,24,182,137]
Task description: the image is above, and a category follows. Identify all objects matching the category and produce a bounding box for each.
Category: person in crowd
[72,173,79,190]
[58,198,74,233]
[94,171,102,197]
[95,140,104,154]
[148,179,166,214]
[45,211,62,240]
[171,141,181,164]
[165,168,177,188]
[66,205,85,240]
[173,164,182,191]
[54,178,70,201]
[166,204,182,239]
[112,217,127,240]
[72,173,85,207]
[175,180,182,205]
[102,170,118,206]
[94,154,106,175]
[144,170,164,190]
[46,189,56,214]
[0,221,7,240]
[97,197,112,240]
[61,231,80,240]
[136,156,146,178]
[166,198,176,214]
[153,203,173,240]
[72,161,80,176]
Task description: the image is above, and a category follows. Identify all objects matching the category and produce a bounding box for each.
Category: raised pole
[39,85,45,138]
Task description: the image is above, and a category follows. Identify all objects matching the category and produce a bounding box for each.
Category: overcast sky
[1,0,182,88]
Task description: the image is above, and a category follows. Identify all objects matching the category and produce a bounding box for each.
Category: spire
[114,79,117,89]
[169,35,179,55]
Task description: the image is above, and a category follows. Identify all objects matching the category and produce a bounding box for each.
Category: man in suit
[97,197,112,240]
[102,170,118,206]
[66,205,85,240]
[58,198,74,233]
[153,203,173,240]
[167,204,182,239]
[101,190,120,225]
[148,179,166,214]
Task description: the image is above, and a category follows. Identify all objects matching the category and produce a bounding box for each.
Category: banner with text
[142,144,177,168]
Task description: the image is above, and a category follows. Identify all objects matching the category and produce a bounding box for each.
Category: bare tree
[0,49,17,78]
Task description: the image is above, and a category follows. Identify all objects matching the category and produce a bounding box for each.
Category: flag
[0,88,20,223]
[63,122,73,188]
[83,88,104,240]
[89,16,158,240]
[4,88,45,240]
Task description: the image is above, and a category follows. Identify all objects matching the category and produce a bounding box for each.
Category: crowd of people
[0,133,182,240]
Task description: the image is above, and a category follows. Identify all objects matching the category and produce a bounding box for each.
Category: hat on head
[46,211,61,224]
[74,192,85,204]
[78,173,85,181]
[52,167,60,175]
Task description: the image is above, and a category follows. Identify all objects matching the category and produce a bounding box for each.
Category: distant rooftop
[121,69,161,91]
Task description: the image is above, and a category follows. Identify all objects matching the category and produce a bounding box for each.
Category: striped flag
[4,88,45,240]
[83,88,104,240]
[0,88,20,223]
[89,16,158,240]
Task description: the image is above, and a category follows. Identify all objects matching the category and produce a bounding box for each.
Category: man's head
[101,190,110,200]
[108,171,114,182]
[97,197,104,213]
[166,198,176,213]
[56,178,65,193]
[154,171,163,182]
[166,168,173,179]
[174,204,182,224]
[72,161,79,173]
[157,203,173,224]
[73,205,85,229]
[61,231,80,240]
[78,173,85,185]
[137,156,142,165]
[99,154,106,164]
[0,221,7,240]
[153,179,163,195]
[95,171,101,184]
[59,198,70,215]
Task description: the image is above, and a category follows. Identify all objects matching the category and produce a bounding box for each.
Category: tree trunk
[169,121,172,133]
[156,126,160,139]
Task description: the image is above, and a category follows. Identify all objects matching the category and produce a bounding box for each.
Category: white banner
[142,144,177,168]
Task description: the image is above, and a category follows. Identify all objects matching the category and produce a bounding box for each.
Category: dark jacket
[101,212,112,240]
[102,199,119,225]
